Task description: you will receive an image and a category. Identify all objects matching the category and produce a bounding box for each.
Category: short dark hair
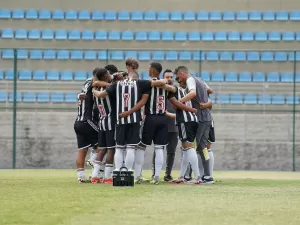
[150,62,162,74]
[105,64,118,75]
[163,69,173,76]
[95,68,108,81]
[174,66,189,75]
[125,58,139,70]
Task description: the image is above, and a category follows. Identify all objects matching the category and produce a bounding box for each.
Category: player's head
[163,69,174,85]
[174,66,189,83]
[105,64,118,75]
[95,68,111,82]
[149,62,162,78]
[125,58,139,73]
[129,72,139,80]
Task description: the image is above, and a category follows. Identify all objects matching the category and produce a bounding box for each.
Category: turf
[1,170,300,225]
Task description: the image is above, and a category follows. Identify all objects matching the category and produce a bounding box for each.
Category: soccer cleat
[163,175,173,182]
[135,178,142,184]
[91,177,101,184]
[202,176,214,184]
[86,159,94,168]
[139,177,150,182]
[169,177,185,184]
[184,175,192,181]
[102,178,113,184]
[150,179,159,185]
[78,178,87,183]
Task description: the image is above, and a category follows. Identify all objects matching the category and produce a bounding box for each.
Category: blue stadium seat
[171,11,182,21]
[0,9,11,19]
[183,11,195,21]
[234,51,246,61]
[274,52,287,62]
[138,51,151,61]
[108,31,120,40]
[267,72,280,82]
[223,11,235,21]
[52,10,64,20]
[162,31,174,41]
[290,11,300,21]
[276,11,288,21]
[296,32,300,41]
[51,93,64,103]
[253,72,265,82]
[39,10,51,20]
[1,28,14,39]
[43,50,56,60]
[269,32,281,41]
[98,51,108,60]
[42,29,54,40]
[55,30,67,40]
[152,51,164,60]
[188,32,200,41]
[84,50,97,60]
[92,10,104,20]
[218,95,229,104]
[2,49,14,59]
[230,94,243,104]
[37,93,50,103]
[122,31,134,40]
[12,9,24,19]
[61,71,73,80]
[33,70,46,80]
[30,50,42,60]
[236,11,248,21]
[193,51,204,61]
[286,95,300,105]
[125,51,137,59]
[202,32,214,41]
[19,70,32,80]
[118,11,130,21]
[239,72,252,82]
[225,72,238,82]
[220,51,232,61]
[228,32,240,41]
[166,51,178,60]
[23,92,36,103]
[258,95,271,104]
[65,93,77,103]
[17,49,28,59]
[68,30,81,40]
[95,30,107,40]
[179,51,192,60]
[282,32,294,41]
[263,11,275,21]
[261,51,274,62]
[247,51,260,61]
[215,32,227,41]
[57,50,69,60]
[148,31,160,41]
[105,10,116,20]
[87,72,93,78]
[144,11,156,21]
[110,51,123,60]
[26,9,38,19]
[271,95,285,104]
[200,72,210,81]
[244,94,257,104]
[15,29,27,39]
[28,29,40,39]
[5,69,14,80]
[131,11,143,21]
[0,92,7,102]
[47,71,59,80]
[78,10,90,20]
[71,50,83,60]
[209,94,215,103]
[0,70,3,80]
[74,71,87,81]
[197,11,209,21]
[9,92,22,102]
[211,72,224,82]
[142,72,150,80]
[210,11,222,21]
[66,10,77,20]
[241,32,254,41]
[206,51,219,61]
[157,11,169,21]
[175,32,187,41]
[136,31,147,41]
[281,72,293,82]
[249,11,261,21]
[82,30,93,40]
[255,32,267,41]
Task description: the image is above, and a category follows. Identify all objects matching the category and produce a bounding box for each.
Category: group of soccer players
[74,58,215,185]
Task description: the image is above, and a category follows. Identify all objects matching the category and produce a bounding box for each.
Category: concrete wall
[1,111,299,171]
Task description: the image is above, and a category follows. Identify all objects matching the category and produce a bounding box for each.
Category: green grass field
[1,170,300,225]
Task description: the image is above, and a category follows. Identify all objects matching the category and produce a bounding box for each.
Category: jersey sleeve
[186,77,196,91]
[137,80,152,94]
[167,86,177,99]
[105,82,117,98]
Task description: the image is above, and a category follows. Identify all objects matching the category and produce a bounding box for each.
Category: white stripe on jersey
[116,82,121,124]
[181,123,187,139]
[80,100,85,121]
[150,87,155,114]
[127,84,132,124]
[133,83,138,123]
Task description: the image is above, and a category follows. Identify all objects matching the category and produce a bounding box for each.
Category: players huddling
[74,58,215,185]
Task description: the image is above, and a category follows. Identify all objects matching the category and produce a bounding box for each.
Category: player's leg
[87,145,98,168]
[102,130,116,184]
[124,123,141,170]
[164,131,178,181]
[114,124,126,171]
[207,120,215,177]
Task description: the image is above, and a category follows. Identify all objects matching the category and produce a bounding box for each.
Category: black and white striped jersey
[168,86,197,123]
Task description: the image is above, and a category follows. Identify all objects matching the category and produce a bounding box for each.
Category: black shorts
[142,114,168,146]
[178,122,198,144]
[98,129,116,149]
[208,120,215,143]
[115,123,140,147]
[74,120,98,150]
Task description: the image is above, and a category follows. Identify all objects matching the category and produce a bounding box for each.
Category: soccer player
[174,66,213,184]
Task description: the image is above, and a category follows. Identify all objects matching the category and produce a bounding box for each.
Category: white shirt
[186,77,196,91]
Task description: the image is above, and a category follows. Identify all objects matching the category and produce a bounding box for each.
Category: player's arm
[179,77,197,103]
[169,97,197,113]
[166,110,176,119]
[92,88,108,98]
[119,94,149,118]
[199,98,212,109]
[77,93,86,101]
[92,81,111,87]
[162,84,176,93]
[150,79,168,87]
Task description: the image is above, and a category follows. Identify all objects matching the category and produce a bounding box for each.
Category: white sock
[125,146,135,170]
[186,148,200,179]
[154,146,164,179]
[77,168,85,179]
[197,153,204,177]
[208,149,214,177]
[90,151,98,162]
[114,148,123,171]
[180,151,189,177]
[135,146,145,179]
[92,163,100,178]
[104,164,113,179]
